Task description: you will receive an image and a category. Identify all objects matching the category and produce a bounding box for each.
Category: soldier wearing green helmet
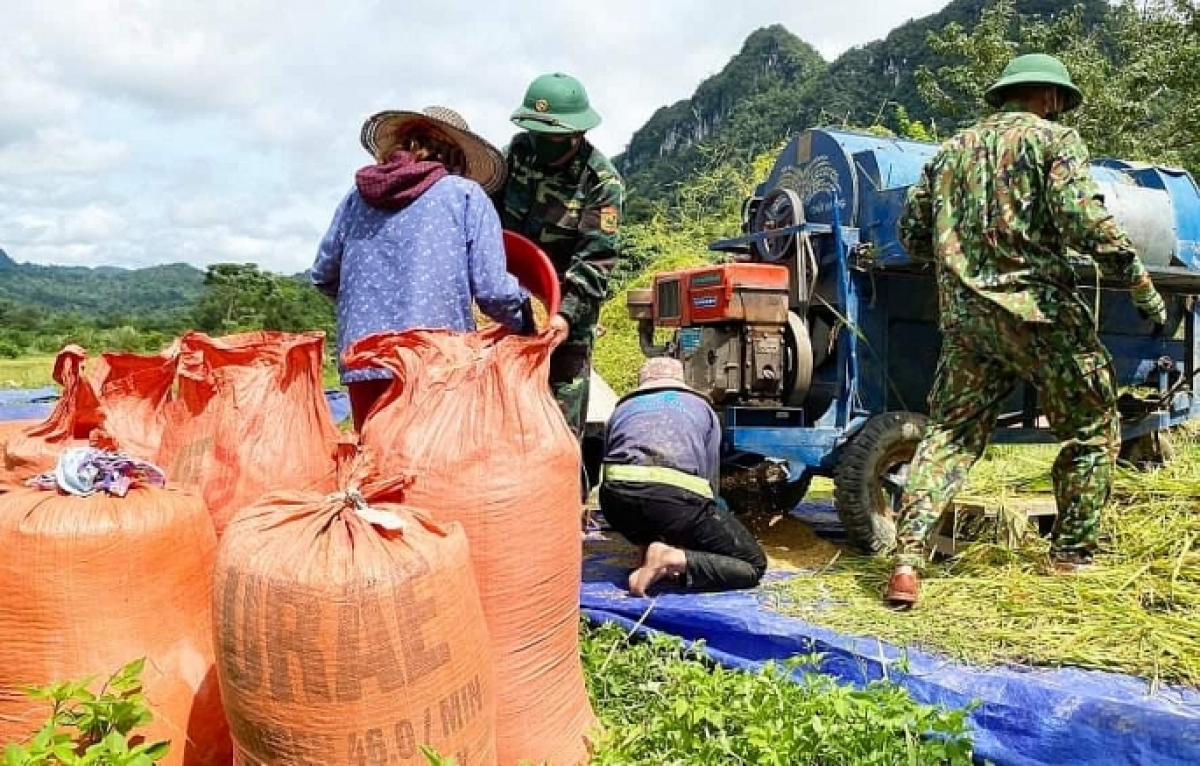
[983,52,1084,118]
[494,72,626,487]
[884,53,1170,608]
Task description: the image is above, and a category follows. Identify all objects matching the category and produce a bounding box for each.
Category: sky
[0,0,950,274]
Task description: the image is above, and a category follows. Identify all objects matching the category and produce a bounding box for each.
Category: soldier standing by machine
[886,54,1170,607]
[493,73,625,494]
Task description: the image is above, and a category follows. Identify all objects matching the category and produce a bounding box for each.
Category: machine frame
[640,127,1200,552]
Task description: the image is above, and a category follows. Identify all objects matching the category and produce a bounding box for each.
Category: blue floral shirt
[310,175,528,383]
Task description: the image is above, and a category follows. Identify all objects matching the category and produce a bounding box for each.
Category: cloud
[0,0,950,274]
[0,128,129,177]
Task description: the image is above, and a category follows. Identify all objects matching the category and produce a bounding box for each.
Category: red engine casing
[651,263,791,326]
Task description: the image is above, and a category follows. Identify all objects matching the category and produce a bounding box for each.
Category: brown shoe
[628,542,686,597]
[885,565,920,608]
[1050,551,1094,575]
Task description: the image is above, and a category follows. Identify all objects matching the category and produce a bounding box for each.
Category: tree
[192,263,334,337]
[263,277,335,335]
[192,263,280,333]
[915,0,1200,172]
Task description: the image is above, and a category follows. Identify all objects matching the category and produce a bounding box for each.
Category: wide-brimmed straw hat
[360,106,507,194]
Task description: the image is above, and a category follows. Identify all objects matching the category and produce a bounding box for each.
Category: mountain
[617,25,827,218]
[616,0,1110,211]
[0,254,205,321]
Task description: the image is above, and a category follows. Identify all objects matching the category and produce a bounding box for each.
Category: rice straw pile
[765,432,1200,690]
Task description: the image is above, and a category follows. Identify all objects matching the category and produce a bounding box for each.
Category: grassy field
[0,356,57,389]
[0,354,343,391]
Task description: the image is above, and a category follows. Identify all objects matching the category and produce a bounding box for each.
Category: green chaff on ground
[764,434,1200,690]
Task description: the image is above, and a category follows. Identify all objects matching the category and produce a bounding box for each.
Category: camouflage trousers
[894,299,1119,568]
[549,329,594,442]
[550,328,594,503]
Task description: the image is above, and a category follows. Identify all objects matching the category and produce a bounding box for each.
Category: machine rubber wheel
[582,434,605,492]
[1118,429,1176,470]
[834,411,928,554]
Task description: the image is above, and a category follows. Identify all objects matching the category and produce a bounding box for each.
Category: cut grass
[581,620,977,765]
[766,434,1200,690]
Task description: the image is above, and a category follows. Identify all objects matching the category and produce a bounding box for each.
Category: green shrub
[3,658,170,766]
[581,621,978,765]
[0,340,23,359]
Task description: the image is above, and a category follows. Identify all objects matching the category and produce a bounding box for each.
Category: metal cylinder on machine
[1095,158,1200,271]
[750,128,1200,273]
[1090,166,1177,268]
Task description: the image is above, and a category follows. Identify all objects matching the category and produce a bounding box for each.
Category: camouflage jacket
[899,109,1151,325]
[494,133,625,329]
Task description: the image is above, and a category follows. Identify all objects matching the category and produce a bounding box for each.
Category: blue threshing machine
[626,127,1200,553]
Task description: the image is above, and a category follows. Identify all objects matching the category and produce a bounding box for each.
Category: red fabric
[355,150,447,210]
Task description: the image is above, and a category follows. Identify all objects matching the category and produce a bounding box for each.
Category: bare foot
[628,542,686,597]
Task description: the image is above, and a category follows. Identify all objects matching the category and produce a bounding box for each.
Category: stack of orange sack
[0,342,233,766]
[0,326,596,766]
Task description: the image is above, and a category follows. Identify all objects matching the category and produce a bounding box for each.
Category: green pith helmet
[984,53,1083,112]
[511,72,602,134]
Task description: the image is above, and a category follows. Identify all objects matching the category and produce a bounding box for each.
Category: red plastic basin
[503,230,561,317]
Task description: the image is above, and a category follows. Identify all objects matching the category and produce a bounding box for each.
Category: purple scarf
[355,150,447,210]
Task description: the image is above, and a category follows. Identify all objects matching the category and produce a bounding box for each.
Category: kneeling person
[600,358,767,596]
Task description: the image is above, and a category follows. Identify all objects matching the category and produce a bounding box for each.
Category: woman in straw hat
[310,106,535,430]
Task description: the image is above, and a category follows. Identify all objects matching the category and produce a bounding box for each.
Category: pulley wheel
[752,187,803,262]
[783,310,813,407]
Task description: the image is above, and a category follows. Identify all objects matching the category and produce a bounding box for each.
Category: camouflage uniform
[894,108,1165,567]
[495,132,625,438]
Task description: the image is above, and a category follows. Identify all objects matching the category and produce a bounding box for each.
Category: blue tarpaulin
[581,525,1200,766]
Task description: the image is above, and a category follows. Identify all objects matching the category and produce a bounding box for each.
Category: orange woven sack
[213,446,496,766]
[0,420,38,457]
[1,346,178,488]
[0,420,37,494]
[0,484,231,765]
[345,329,595,766]
[156,331,341,535]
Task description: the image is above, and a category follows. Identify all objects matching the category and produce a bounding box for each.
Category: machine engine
[627,264,811,406]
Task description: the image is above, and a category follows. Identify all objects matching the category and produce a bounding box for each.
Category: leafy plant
[3,658,170,766]
[580,621,978,765]
[420,746,456,765]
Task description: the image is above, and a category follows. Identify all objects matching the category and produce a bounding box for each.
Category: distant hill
[0,249,206,326]
[0,251,205,322]
[616,0,1110,212]
[616,25,827,217]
